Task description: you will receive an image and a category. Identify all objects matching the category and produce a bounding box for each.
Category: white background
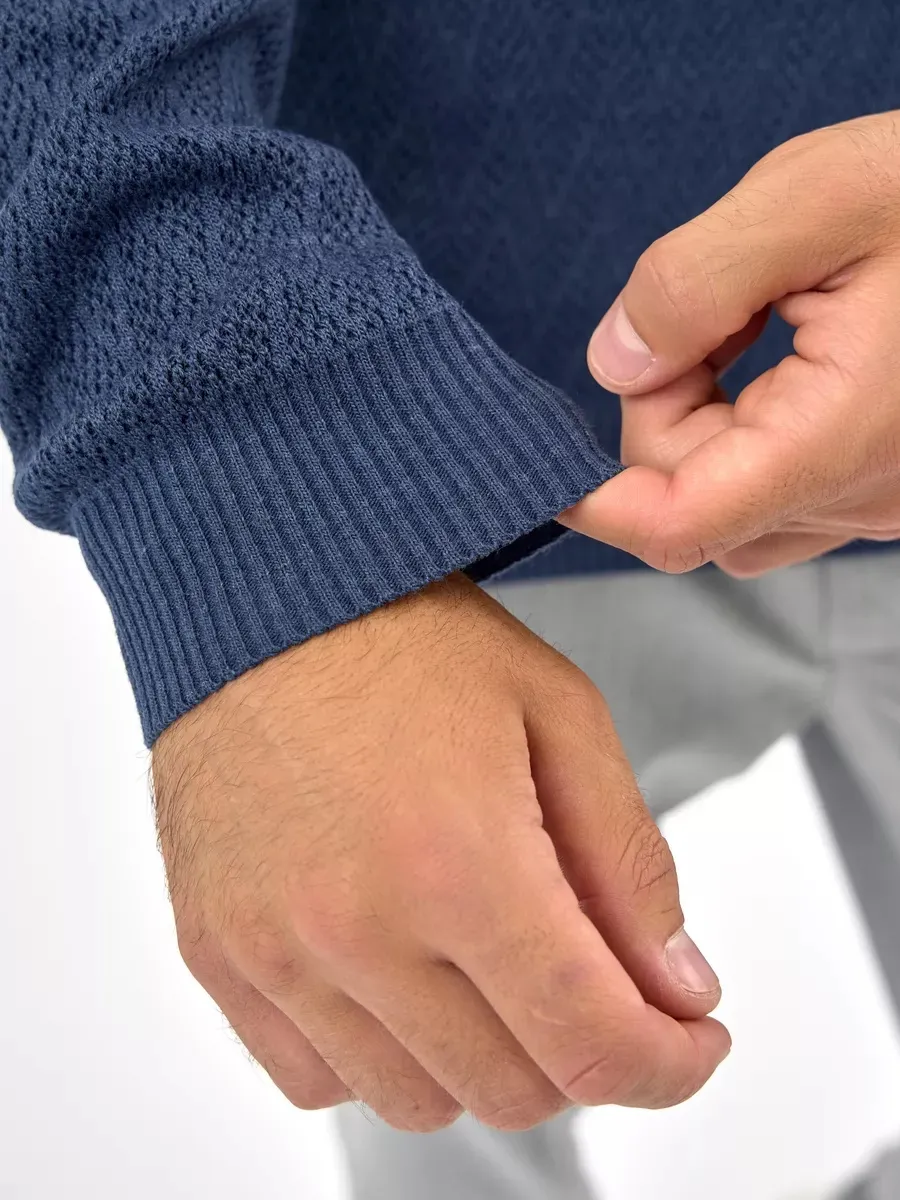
[2,440,900,1200]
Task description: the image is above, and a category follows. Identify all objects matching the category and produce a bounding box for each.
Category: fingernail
[665,928,720,995]
[588,298,654,386]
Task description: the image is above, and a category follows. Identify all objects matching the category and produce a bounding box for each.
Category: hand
[153,574,728,1132]
[564,111,900,576]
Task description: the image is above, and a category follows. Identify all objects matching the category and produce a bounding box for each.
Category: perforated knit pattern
[0,1,618,742]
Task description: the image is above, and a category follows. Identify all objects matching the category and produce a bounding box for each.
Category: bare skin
[154,573,728,1132]
[566,111,900,575]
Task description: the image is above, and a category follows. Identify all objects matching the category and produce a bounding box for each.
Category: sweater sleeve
[0,0,619,745]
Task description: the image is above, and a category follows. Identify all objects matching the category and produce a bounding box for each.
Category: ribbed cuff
[74,306,620,744]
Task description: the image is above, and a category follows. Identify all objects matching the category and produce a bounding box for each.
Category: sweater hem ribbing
[73,306,620,744]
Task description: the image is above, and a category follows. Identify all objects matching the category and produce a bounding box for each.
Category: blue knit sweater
[1,2,896,743]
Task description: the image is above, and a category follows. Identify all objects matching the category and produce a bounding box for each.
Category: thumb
[588,142,869,395]
[525,672,721,1020]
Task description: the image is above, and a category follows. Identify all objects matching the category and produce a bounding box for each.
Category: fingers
[243,961,463,1134]
[560,431,797,573]
[335,955,571,1131]
[425,824,731,1110]
[707,307,773,378]
[619,365,734,472]
[562,342,866,571]
[522,665,721,1021]
[203,917,547,1131]
[803,479,900,541]
[714,530,852,577]
[587,126,883,394]
[184,949,349,1111]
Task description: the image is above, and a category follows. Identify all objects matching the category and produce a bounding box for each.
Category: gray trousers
[337,554,900,1200]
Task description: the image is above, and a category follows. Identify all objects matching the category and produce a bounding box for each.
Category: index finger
[562,353,856,570]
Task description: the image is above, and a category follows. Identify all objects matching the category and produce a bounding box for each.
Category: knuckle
[176,925,219,983]
[416,1102,465,1133]
[473,1089,568,1132]
[233,922,307,995]
[277,1074,348,1112]
[382,1099,464,1134]
[560,1044,643,1107]
[540,651,610,710]
[636,540,672,572]
[646,1073,707,1111]
[288,888,379,965]
[758,129,813,170]
[554,672,611,732]
[662,541,710,573]
[634,833,677,898]
[642,528,711,574]
[634,237,706,322]
[618,815,677,898]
